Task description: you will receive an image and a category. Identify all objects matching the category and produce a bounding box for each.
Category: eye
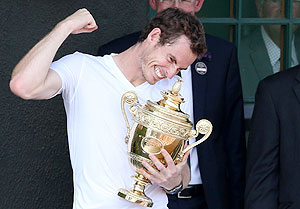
[178,67,187,71]
[168,56,177,64]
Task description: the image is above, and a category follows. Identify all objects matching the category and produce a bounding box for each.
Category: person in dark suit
[245,64,300,209]
[98,1,246,209]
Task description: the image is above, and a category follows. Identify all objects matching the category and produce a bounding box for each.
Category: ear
[149,0,157,10]
[146,28,161,44]
[194,0,205,12]
[255,0,263,17]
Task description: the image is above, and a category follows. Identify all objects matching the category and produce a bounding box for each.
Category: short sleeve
[50,52,85,103]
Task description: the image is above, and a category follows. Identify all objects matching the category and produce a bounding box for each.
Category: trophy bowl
[118,79,213,207]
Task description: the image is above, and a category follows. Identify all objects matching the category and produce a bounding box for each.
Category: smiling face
[140,35,197,84]
[132,8,206,86]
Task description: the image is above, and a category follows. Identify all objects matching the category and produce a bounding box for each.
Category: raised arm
[10,8,98,100]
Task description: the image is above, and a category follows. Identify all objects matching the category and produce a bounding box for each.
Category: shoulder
[51,51,86,68]
[57,51,86,61]
[205,33,236,51]
[259,65,300,93]
[241,29,262,45]
[240,29,265,57]
[202,34,239,68]
[53,52,114,74]
[204,34,238,62]
[54,51,100,63]
[64,52,103,66]
[263,65,299,84]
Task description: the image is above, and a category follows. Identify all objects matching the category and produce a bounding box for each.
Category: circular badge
[195,62,208,75]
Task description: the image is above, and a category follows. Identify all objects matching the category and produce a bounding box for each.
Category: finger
[148,153,166,171]
[68,8,98,34]
[139,168,160,183]
[74,25,98,34]
[85,24,97,29]
[160,149,175,168]
[141,160,160,176]
[177,150,191,167]
[79,18,98,32]
[83,25,98,32]
[183,140,189,148]
[85,17,97,28]
[140,162,163,183]
[139,168,151,179]
[182,150,191,163]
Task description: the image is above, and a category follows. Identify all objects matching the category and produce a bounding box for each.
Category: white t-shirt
[50,52,179,209]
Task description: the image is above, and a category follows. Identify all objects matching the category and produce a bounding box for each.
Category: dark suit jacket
[98,32,246,209]
[245,65,300,209]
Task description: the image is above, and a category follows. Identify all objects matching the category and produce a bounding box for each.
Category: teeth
[155,66,164,78]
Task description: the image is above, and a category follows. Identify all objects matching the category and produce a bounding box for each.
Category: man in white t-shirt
[10,8,206,209]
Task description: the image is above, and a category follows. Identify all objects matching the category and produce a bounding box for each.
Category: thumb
[178,150,190,165]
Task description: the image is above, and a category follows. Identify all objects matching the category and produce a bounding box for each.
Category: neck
[113,43,145,86]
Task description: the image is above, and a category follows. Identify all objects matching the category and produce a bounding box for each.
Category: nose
[173,2,180,7]
[166,64,179,79]
[170,0,180,8]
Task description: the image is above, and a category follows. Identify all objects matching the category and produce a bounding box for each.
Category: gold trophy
[118,78,212,207]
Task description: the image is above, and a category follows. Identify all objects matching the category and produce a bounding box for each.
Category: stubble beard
[140,53,156,85]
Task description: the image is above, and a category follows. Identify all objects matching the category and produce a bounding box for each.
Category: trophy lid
[144,78,191,125]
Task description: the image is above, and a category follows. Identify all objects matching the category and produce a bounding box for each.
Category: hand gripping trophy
[118,78,213,207]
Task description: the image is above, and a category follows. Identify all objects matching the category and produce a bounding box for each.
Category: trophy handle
[175,119,213,163]
[121,91,139,144]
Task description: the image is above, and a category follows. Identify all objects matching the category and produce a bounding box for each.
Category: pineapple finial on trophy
[159,78,184,111]
[172,77,182,94]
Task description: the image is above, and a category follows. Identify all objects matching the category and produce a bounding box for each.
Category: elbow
[9,78,35,100]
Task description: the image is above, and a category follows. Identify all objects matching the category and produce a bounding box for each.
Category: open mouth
[155,66,165,79]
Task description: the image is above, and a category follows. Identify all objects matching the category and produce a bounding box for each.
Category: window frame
[198,0,300,103]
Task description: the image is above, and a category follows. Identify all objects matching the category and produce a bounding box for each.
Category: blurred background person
[239,0,300,118]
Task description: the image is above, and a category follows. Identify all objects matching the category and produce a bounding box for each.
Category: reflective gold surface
[119,79,213,207]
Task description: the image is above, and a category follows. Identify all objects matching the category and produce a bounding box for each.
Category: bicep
[34,69,62,100]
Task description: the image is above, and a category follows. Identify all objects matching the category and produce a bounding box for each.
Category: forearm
[10,21,72,99]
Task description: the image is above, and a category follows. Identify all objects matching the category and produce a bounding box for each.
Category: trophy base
[118,188,153,207]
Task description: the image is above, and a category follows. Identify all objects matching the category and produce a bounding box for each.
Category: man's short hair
[138,8,207,57]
